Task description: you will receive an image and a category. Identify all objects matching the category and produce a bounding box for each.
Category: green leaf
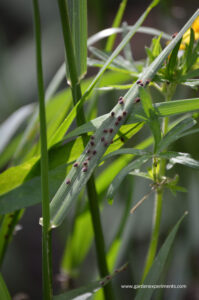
[169,155,199,169]
[166,39,182,79]
[61,210,93,275]
[0,164,67,215]
[151,35,162,57]
[185,28,195,71]
[156,117,196,153]
[89,46,136,73]
[66,0,87,80]
[53,264,128,300]
[139,87,161,151]
[0,104,34,155]
[0,273,11,300]
[88,26,171,46]
[105,0,128,52]
[139,87,153,118]
[127,97,199,123]
[0,211,23,265]
[49,10,199,228]
[181,68,199,81]
[135,212,187,300]
[101,148,150,162]
[106,156,150,202]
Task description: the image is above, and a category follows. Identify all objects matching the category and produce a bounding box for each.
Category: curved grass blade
[53,264,127,300]
[66,0,87,81]
[156,117,196,153]
[105,0,128,52]
[88,26,171,46]
[106,156,150,202]
[0,104,34,155]
[135,212,188,300]
[0,273,11,300]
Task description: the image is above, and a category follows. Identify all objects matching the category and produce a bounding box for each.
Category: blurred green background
[0,0,199,299]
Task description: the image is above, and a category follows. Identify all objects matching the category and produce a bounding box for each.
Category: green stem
[141,83,176,282]
[32,1,52,299]
[57,1,114,299]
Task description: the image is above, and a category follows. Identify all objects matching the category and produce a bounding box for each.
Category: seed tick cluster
[65,95,130,185]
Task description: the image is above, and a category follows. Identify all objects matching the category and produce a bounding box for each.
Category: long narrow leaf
[156,117,196,153]
[48,10,199,228]
[53,264,127,300]
[0,273,11,300]
[105,0,128,52]
[135,212,187,300]
[106,156,150,202]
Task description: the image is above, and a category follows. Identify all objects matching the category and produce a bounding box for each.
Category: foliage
[0,1,199,299]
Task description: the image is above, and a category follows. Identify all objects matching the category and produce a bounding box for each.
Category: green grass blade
[105,0,128,52]
[135,212,188,300]
[64,0,87,81]
[83,0,160,100]
[156,117,196,153]
[88,26,171,46]
[49,10,199,228]
[53,264,127,300]
[32,1,52,298]
[0,273,11,300]
[0,211,23,266]
[101,148,150,162]
[106,156,150,202]
[0,104,34,155]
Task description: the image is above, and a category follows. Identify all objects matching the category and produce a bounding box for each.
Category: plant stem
[32,0,52,299]
[141,83,176,282]
[57,1,114,299]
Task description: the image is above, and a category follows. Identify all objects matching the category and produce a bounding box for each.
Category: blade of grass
[136,212,188,300]
[32,0,52,299]
[0,273,11,300]
[49,10,199,228]
[57,1,114,299]
[105,0,128,52]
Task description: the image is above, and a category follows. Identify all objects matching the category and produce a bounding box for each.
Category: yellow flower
[180,16,199,49]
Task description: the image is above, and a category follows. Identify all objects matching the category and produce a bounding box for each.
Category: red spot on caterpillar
[73,162,79,167]
[109,128,113,133]
[90,135,95,140]
[123,111,127,116]
[83,161,88,166]
[90,141,95,146]
[115,121,119,126]
[66,179,71,184]
[111,111,115,117]
[117,116,122,122]
[82,167,88,172]
[103,129,108,133]
[86,149,90,154]
[101,137,105,142]
[87,156,91,160]
[93,150,97,155]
